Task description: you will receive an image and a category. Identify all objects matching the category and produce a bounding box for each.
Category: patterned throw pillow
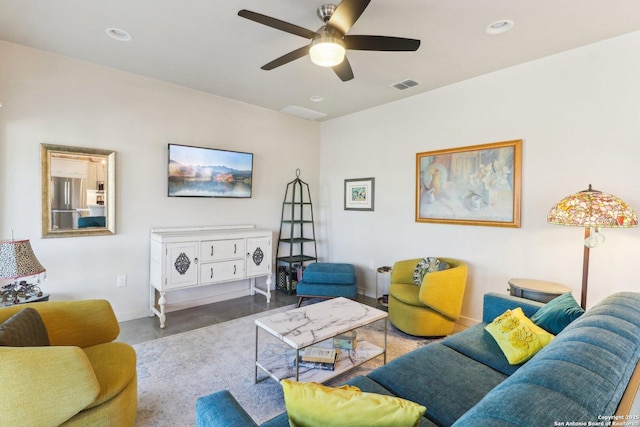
[413,257,440,286]
[485,307,554,365]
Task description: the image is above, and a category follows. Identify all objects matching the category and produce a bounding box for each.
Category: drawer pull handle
[234,265,236,275]
[234,243,237,254]
[211,246,214,256]
[210,267,214,279]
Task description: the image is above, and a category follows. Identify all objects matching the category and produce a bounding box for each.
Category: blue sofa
[196,292,640,426]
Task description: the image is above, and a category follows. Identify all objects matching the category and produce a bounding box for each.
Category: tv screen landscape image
[168,144,253,198]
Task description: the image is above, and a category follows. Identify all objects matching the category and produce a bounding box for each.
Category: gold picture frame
[416,140,522,227]
[41,144,116,238]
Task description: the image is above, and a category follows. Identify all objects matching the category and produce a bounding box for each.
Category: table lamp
[547,185,637,309]
[0,239,46,304]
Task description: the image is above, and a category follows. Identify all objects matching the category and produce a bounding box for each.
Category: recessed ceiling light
[310,96,324,103]
[105,28,132,42]
[485,20,514,35]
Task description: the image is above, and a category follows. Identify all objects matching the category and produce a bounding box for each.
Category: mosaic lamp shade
[547,185,637,309]
[547,184,638,229]
[0,239,46,280]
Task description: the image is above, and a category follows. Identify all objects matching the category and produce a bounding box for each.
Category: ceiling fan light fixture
[309,34,346,67]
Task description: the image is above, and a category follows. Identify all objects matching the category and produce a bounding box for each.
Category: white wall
[3,31,640,325]
[319,31,640,323]
[0,41,320,321]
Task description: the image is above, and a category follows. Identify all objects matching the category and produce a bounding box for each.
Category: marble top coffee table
[255,297,388,383]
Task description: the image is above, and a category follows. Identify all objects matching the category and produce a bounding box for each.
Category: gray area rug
[134,304,440,426]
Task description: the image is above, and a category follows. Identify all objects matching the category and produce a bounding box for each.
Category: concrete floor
[117,291,380,345]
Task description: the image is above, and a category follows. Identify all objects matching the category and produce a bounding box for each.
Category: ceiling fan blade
[333,57,354,82]
[328,0,371,35]
[238,9,317,40]
[261,46,310,70]
[344,35,420,51]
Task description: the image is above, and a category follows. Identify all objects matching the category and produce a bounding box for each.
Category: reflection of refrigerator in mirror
[51,177,85,229]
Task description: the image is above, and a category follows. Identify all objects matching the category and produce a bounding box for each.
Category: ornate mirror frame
[41,144,116,238]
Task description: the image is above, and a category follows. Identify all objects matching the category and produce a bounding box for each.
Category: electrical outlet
[117,274,127,287]
[368,260,375,270]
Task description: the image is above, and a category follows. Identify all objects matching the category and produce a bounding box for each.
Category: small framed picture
[344,178,375,211]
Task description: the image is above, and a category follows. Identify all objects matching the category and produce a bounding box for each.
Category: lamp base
[1,280,44,305]
[581,227,591,310]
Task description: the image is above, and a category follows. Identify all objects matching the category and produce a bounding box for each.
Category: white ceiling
[2,0,640,121]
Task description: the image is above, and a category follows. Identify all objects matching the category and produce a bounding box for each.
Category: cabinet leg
[158,291,167,329]
[250,275,272,303]
[250,277,256,296]
[265,274,272,303]
[149,286,156,317]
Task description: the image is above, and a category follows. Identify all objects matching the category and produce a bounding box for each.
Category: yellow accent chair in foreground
[0,299,137,426]
[388,258,467,337]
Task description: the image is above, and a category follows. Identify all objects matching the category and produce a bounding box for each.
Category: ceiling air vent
[392,79,420,90]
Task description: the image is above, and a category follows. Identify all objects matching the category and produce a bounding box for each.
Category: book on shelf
[301,347,339,363]
[333,331,357,350]
[296,358,336,371]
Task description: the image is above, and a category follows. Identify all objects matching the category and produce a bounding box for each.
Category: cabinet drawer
[200,239,245,262]
[200,260,245,283]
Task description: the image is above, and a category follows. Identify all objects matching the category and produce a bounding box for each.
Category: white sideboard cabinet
[149,225,273,328]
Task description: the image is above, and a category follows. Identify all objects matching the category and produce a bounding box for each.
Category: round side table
[376,266,392,307]
[508,278,571,303]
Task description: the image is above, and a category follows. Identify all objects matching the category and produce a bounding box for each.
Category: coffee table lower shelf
[256,340,384,384]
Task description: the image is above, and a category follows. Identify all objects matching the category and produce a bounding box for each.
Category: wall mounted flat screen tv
[168,144,253,198]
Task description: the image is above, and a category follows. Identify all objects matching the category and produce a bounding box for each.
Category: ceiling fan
[238,0,420,82]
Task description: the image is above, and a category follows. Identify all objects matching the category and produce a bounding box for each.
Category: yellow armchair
[0,300,137,426]
[388,258,467,337]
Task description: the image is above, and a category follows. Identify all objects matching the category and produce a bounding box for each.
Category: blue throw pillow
[530,292,584,335]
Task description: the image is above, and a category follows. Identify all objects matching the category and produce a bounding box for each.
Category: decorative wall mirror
[41,144,116,238]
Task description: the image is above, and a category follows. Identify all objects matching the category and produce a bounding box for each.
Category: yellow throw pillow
[485,307,554,365]
[281,379,426,427]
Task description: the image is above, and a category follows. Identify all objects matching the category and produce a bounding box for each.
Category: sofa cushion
[482,292,544,323]
[389,283,423,307]
[441,323,520,376]
[281,379,426,427]
[82,341,137,409]
[196,390,259,427]
[530,292,584,335]
[368,343,507,426]
[295,281,357,299]
[0,307,50,347]
[301,263,356,285]
[485,307,554,365]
